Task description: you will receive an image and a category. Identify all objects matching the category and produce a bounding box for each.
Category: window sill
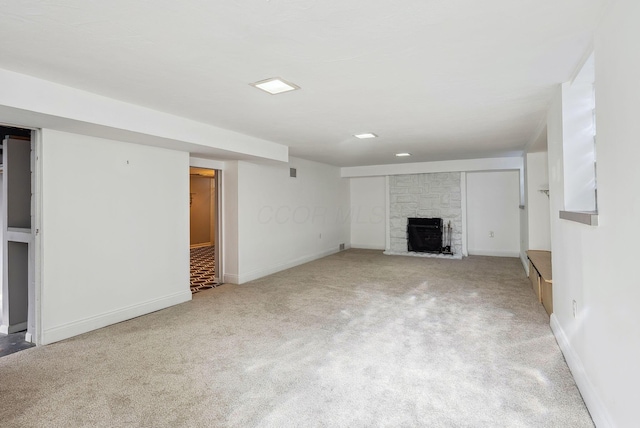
[559,210,599,226]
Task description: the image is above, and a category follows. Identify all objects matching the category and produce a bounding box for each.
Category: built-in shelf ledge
[559,210,599,226]
[7,227,31,233]
[6,227,33,243]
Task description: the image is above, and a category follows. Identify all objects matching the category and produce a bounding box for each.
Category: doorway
[0,124,37,351]
[189,167,220,293]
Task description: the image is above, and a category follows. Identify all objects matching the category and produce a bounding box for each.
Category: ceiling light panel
[251,78,300,95]
[354,133,377,139]
[395,152,411,157]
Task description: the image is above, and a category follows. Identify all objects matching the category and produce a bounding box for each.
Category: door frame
[213,171,222,283]
[31,128,42,344]
[189,170,216,249]
[188,159,223,284]
[0,123,41,344]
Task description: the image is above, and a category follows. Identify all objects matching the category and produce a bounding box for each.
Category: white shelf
[559,210,599,226]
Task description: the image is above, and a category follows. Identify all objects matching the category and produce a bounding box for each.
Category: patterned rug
[190,245,218,294]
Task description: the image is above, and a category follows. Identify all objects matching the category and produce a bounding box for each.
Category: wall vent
[289,168,297,178]
[339,243,345,250]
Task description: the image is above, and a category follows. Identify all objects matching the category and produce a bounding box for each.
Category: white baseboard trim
[0,321,28,334]
[550,314,614,428]
[350,244,385,250]
[40,290,192,345]
[236,247,343,284]
[223,273,240,284]
[467,249,521,258]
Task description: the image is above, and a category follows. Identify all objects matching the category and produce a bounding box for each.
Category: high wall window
[561,53,598,218]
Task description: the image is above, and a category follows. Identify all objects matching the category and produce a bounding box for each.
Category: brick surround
[388,173,462,255]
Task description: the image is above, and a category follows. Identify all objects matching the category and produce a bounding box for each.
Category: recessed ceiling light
[354,133,378,139]
[395,152,411,157]
[250,77,300,95]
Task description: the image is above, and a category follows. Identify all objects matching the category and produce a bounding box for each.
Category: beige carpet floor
[0,249,592,427]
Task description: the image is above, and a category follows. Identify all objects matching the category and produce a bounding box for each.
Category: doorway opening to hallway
[189,167,220,293]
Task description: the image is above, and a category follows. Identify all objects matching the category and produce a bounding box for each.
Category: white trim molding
[40,290,191,345]
[350,244,386,250]
[550,314,614,428]
[341,157,523,178]
[467,250,521,258]
[233,247,344,285]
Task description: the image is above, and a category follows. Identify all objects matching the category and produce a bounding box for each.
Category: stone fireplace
[387,172,462,257]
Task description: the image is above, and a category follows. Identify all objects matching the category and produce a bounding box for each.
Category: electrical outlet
[573,300,578,318]
[489,231,495,238]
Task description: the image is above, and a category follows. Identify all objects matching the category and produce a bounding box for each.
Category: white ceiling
[0,0,608,167]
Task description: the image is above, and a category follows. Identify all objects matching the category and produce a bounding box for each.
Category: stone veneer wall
[389,173,462,254]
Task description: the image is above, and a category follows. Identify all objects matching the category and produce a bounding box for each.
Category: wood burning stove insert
[407,217,443,253]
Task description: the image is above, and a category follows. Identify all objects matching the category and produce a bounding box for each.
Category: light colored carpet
[0,249,592,427]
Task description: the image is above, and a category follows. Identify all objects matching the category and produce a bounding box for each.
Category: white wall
[466,171,520,257]
[190,157,226,171]
[221,161,239,283]
[519,207,528,271]
[526,152,551,251]
[40,130,191,344]
[519,154,529,270]
[520,151,552,273]
[548,1,640,425]
[349,177,386,250]
[234,157,350,283]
